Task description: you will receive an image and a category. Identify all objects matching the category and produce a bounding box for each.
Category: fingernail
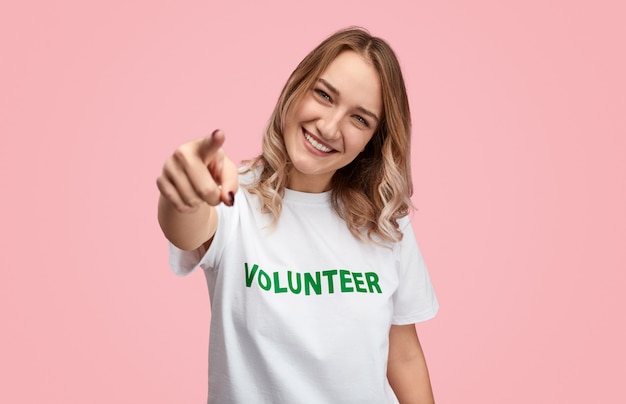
[211,129,220,138]
[228,191,235,206]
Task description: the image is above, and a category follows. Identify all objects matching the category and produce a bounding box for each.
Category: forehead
[319,51,382,115]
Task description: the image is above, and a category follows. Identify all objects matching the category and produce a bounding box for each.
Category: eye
[314,89,332,102]
[354,115,370,127]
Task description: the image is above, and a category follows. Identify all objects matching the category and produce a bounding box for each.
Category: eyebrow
[318,78,380,123]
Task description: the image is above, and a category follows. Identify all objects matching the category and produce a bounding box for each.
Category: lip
[301,128,337,155]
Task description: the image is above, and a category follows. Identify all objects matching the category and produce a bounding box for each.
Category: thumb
[218,157,239,207]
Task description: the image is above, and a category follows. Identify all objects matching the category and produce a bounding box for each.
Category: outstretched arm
[156,130,239,251]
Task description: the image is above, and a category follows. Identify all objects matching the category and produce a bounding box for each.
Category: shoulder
[397,215,413,232]
[392,214,420,255]
[237,165,260,187]
[216,165,268,224]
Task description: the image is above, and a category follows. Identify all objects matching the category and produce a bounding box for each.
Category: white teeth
[304,133,332,153]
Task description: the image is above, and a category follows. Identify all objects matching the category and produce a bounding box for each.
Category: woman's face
[283,50,382,193]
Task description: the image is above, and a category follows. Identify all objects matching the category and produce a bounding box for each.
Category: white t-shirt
[169,170,439,403]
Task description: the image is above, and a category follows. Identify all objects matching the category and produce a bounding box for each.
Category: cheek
[345,132,375,155]
[283,98,306,129]
[294,99,318,121]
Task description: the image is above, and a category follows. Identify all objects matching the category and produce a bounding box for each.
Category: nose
[315,109,341,140]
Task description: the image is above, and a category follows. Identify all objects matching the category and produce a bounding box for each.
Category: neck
[287,171,332,193]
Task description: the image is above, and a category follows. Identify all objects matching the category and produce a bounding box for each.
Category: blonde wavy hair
[244,27,413,243]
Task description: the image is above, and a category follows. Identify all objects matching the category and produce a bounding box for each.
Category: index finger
[197,129,226,164]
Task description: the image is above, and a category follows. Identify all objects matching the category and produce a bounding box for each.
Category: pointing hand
[157,130,238,213]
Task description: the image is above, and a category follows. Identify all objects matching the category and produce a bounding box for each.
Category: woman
[157,27,439,403]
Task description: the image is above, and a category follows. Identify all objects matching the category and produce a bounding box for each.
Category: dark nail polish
[228,191,235,206]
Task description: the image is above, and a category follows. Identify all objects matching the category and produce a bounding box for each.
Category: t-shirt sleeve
[167,202,235,276]
[391,217,439,325]
[168,242,206,276]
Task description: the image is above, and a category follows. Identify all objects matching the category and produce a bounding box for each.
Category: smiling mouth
[304,131,335,153]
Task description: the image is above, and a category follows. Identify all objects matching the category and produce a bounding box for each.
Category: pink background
[2,0,625,402]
